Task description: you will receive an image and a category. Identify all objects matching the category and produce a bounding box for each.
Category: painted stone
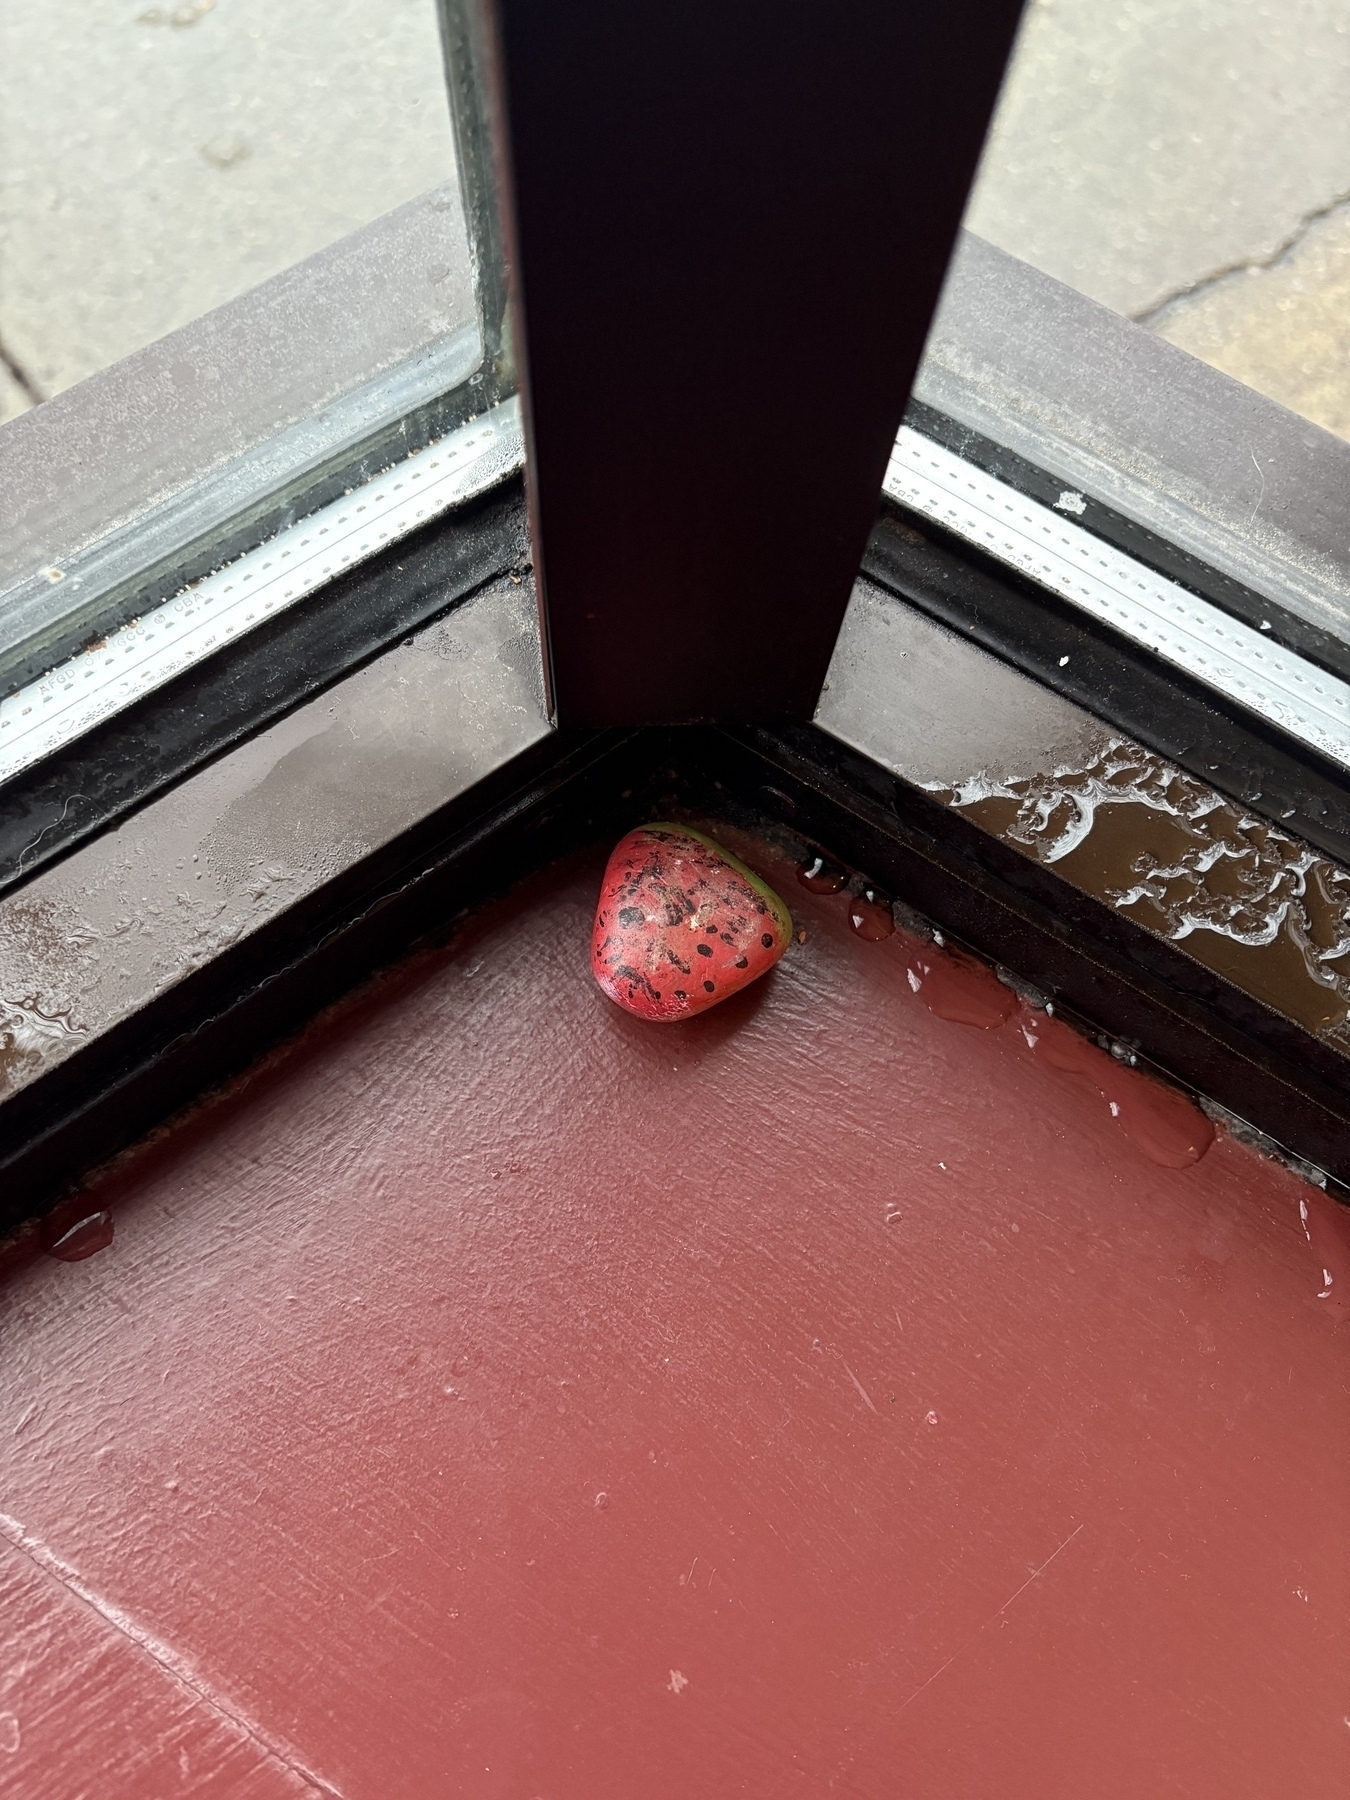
[591,824,793,1021]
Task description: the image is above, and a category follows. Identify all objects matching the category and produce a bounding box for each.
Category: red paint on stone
[591,824,791,1021]
[906,941,1016,1028]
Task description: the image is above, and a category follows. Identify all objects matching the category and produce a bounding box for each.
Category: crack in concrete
[0,336,45,409]
[1134,188,1350,330]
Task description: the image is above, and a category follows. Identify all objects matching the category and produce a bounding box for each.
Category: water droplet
[1109,1078,1214,1168]
[796,852,847,894]
[0,1713,19,1754]
[848,885,894,941]
[1296,1187,1350,1320]
[884,1207,903,1225]
[1021,1010,1213,1167]
[924,1410,939,1427]
[594,1491,610,1510]
[42,1211,114,1262]
[906,945,1015,1028]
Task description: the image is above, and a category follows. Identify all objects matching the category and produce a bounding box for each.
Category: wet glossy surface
[954,743,1350,1043]
[40,1209,114,1263]
[0,577,550,1102]
[846,885,895,942]
[0,834,1345,1798]
[820,582,1350,1047]
[796,851,849,895]
[1019,1011,1215,1170]
[906,941,1018,1031]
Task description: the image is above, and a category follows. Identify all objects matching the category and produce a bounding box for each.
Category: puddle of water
[846,886,894,942]
[0,993,84,1098]
[906,944,1017,1030]
[929,740,1350,1043]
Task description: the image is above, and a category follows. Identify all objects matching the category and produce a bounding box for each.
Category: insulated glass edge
[0,5,512,702]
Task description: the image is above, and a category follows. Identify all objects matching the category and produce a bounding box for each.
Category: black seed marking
[720,932,734,943]
[618,906,643,927]
[705,924,719,934]
[734,956,748,969]
[703,980,715,993]
[761,933,773,948]
[613,962,660,1001]
[674,990,687,1000]
[696,943,713,958]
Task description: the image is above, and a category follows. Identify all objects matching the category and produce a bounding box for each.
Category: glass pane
[966,0,1350,442]
[0,0,459,416]
[0,0,511,705]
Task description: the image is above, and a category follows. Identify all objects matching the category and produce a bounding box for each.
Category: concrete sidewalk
[0,0,457,420]
[2,0,1349,439]
[966,0,1350,439]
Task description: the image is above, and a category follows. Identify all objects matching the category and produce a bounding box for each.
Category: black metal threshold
[3,713,1348,1241]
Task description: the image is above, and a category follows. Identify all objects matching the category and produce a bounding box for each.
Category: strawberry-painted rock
[591,824,793,1021]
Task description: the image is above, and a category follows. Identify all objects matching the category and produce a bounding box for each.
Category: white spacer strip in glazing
[0,396,524,787]
[884,425,1350,772]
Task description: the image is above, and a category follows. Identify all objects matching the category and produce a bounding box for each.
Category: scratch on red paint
[841,1361,879,1415]
[898,1523,1086,1712]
